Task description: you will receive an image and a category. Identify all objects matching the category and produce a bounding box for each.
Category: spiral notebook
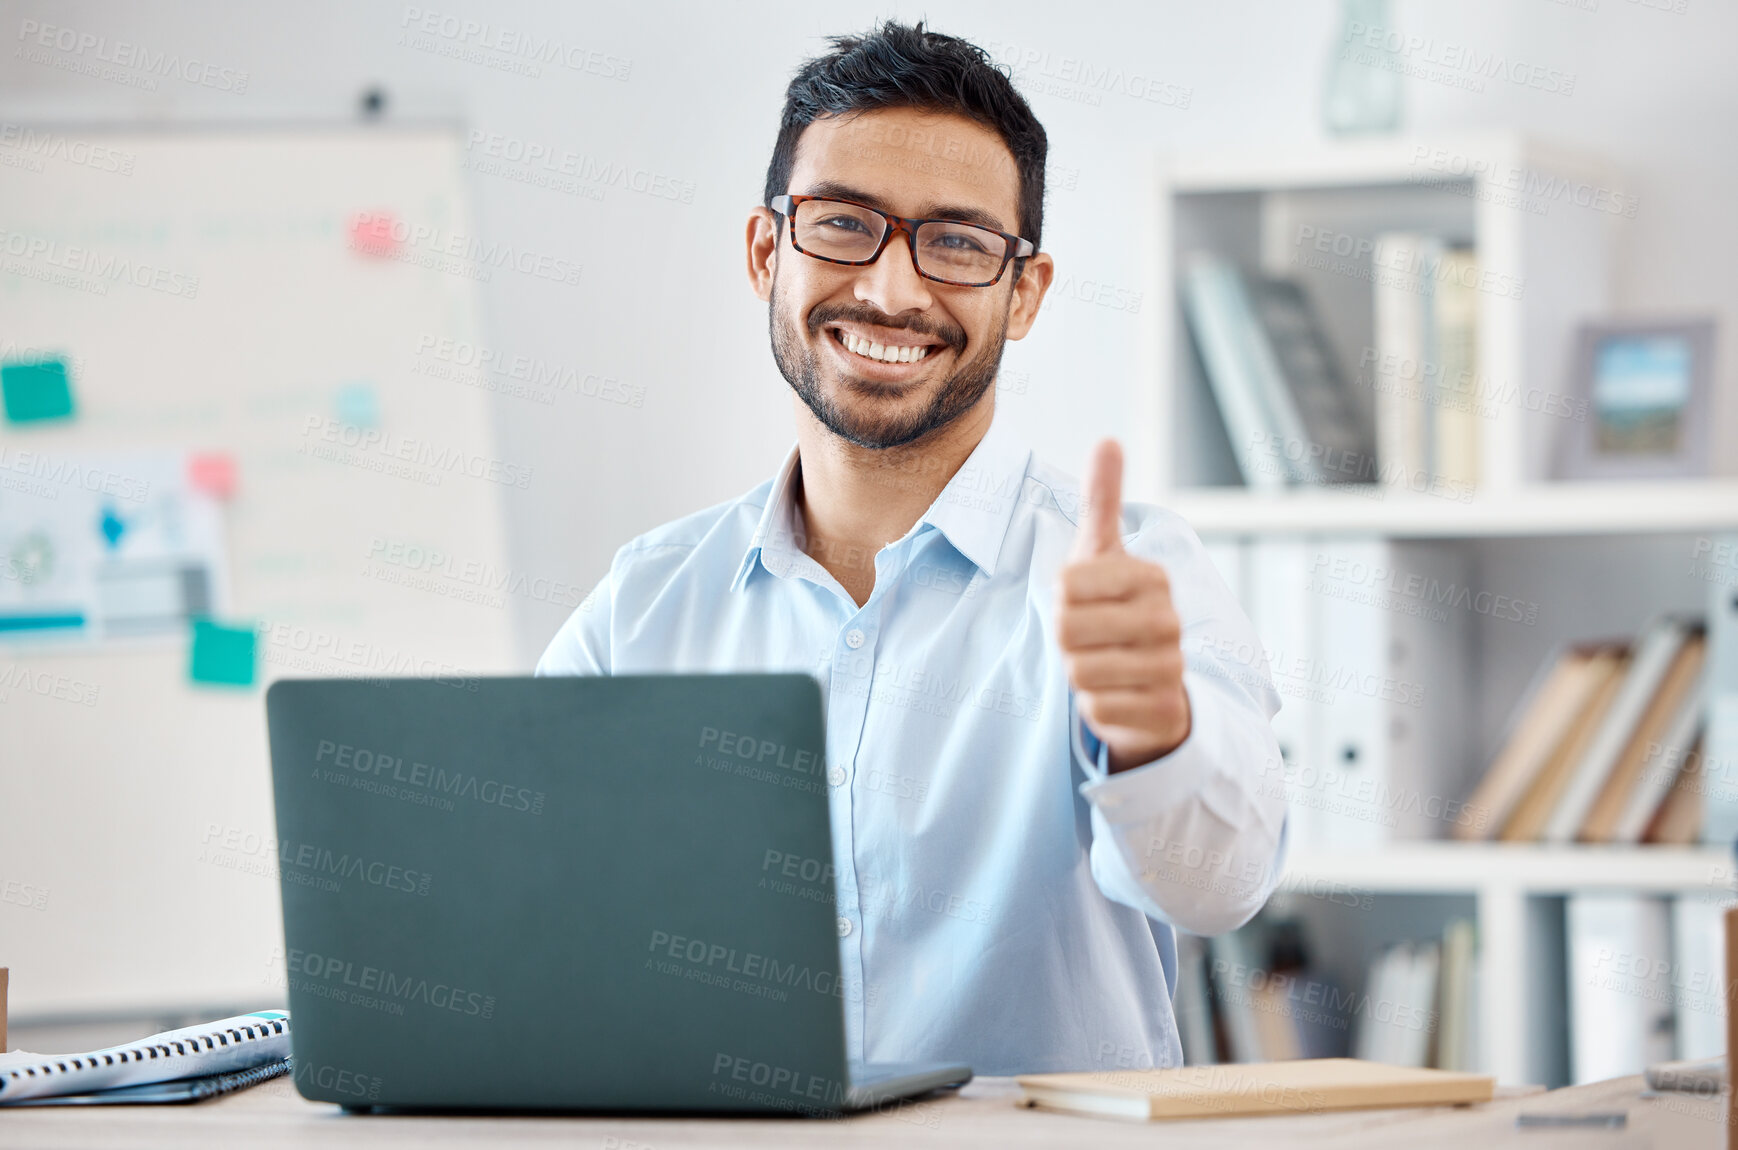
[0,1011,290,1104]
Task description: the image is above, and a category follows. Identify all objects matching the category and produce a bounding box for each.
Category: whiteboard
[0,126,516,1015]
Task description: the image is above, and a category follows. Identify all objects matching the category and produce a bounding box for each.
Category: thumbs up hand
[1056,440,1191,772]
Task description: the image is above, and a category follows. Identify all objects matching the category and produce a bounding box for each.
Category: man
[538,21,1287,1075]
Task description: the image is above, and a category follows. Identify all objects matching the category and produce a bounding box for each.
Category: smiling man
[538,21,1287,1075]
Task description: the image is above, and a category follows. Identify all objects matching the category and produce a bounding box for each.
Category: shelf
[1164,133,1611,194]
[1168,480,1738,538]
[1283,842,1733,894]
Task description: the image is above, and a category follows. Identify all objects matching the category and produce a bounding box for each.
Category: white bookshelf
[1152,136,1737,1089]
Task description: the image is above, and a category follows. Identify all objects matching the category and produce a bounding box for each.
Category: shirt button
[828,766,847,787]
[836,916,854,938]
[845,629,865,649]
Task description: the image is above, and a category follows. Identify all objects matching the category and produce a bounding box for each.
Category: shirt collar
[730,410,1032,592]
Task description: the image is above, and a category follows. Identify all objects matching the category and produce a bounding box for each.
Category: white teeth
[837,331,933,365]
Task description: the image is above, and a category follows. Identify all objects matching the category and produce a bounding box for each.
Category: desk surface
[0,1072,1722,1148]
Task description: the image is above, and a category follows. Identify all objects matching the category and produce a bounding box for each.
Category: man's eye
[815,215,873,234]
[928,231,992,253]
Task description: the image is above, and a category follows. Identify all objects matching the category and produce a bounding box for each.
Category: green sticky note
[189,618,257,687]
[1,359,76,424]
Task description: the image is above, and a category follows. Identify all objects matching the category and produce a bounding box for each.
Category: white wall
[2,0,1732,667]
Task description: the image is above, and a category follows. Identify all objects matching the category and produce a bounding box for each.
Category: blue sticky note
[1,359,76,424]
[335,382,379,429]
[189,618,257,687]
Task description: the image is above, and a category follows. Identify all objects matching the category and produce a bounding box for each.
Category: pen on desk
[1514,1111,1627,1129]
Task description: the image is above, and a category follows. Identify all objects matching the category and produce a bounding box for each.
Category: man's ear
[1003,251,1054,341]
[746,207,779,302]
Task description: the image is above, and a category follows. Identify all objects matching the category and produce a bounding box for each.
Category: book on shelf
[1371,233,1441,491]
[1431,249,1481,490]
[1455,642,1625,842]
[1581,630,1707,842]
[1245,276,1378,480]
[1434,919,1478,1073]
[1369,236,1487,495]
[1457,615,1712,844]
[1546,617,1701,842]
[1352,941,1438,1068]
[1500,645,1632,842]
[1350,920,1476,1074]
[1180,253,1375,490]
[1644,733,1708,845]
[1614,672,1707,843]
[1191,918,1347,1066]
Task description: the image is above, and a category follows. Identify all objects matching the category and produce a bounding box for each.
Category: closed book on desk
[1017,1058,1493,1121]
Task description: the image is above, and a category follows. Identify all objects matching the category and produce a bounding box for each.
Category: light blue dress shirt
[537,411,1288,1075]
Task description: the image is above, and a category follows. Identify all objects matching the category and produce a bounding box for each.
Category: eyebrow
[803,181,1009,234]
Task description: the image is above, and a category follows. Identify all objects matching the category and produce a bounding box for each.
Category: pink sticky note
[189,452,237,499]
[349,211,400,257]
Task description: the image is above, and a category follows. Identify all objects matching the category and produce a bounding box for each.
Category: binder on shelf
[1567,894,1674,1084]
[1671,897,1727,1061]
[1306,538,1470,847]
[1248,538,1321,849]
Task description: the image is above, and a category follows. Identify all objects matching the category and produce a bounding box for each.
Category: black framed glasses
[768,194,1035,288]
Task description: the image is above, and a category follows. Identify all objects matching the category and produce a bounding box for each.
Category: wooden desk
[0,1072,1723,1147]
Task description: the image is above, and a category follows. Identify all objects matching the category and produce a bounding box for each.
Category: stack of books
[1456,616,1708,844]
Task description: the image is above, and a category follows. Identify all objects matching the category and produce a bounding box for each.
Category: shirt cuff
[1071,672,1217,824]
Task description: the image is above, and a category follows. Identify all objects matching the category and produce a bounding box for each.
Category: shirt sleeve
[533,566,614,676]
[1068,517,1290,938]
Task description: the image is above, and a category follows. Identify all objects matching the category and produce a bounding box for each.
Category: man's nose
[853,232,934,317]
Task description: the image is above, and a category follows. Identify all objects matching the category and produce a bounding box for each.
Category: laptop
[264,673,971,1114]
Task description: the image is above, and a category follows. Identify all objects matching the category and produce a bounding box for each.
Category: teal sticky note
[335,382,379,429]
[1,359,76,424]
[189,618,257,687]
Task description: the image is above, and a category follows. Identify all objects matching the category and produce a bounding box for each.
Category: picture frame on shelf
[1554,318,1716,481]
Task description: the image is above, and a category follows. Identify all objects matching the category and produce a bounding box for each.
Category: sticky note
[334,382,379,429]
[348,211,400,257]
[189,452,238,499]
[189,618,257,687]
[1,359,76,424]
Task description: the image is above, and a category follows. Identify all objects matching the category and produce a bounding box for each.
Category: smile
[825,324,946,369]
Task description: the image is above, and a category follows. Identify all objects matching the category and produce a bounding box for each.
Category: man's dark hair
[764,20,1047,257]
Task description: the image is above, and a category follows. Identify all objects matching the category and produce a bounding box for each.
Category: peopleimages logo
[314,740,546,814]
[283,947,495,1019]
